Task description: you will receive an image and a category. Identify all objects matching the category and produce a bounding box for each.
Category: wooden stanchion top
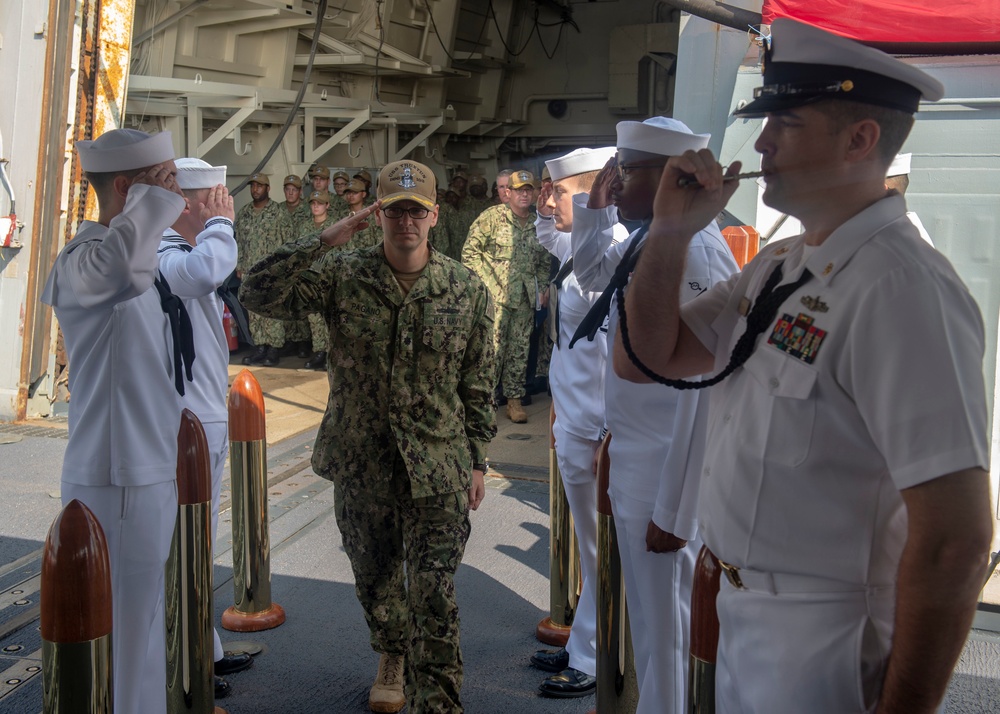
[177,408,212,505]
[40,500,112,643]
[596,432,612,516]
[690,546,722,662]
[228,368,266,442]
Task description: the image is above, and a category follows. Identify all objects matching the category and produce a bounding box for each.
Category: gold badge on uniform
[800,295,829,313]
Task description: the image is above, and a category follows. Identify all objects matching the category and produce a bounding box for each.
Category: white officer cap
[616,117,710,157]
[887,153,911,177]
[77,129,175,173]
[734,18,945,118]
[175,158,228,189]
[545,147,617,182]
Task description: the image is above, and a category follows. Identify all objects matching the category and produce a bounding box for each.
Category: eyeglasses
[616,160,668,182]
[510,186,534,194]
[382,205,431,220]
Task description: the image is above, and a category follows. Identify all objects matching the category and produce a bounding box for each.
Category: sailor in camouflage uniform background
[462,169,550,422]
[240,160,495,714]
[234,173,295,366]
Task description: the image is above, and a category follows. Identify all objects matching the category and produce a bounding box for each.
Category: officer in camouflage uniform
[281,174,310,225]
[240,160,495,714]
[437,174,488,262]
[341,178,382,251]
[462,169,550,423]
[235,173,295,366]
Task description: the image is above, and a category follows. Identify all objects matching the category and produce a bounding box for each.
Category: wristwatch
[473,462,488,473]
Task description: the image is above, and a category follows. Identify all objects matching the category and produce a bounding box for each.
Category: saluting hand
[537,182,554,217]
[319,200,383,248]
[646,520,687,553]
[131,163,184,198]
[586,156,617,210]
[199,184,236,223]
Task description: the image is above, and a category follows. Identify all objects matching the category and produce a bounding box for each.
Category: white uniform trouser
[62,480,178,714]
[715,577,896,714]
[553,423,599,677]
[609,489,697,714]
[203,421,228,663]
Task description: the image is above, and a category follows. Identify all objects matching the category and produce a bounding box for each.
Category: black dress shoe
[529,647,569,673]
[260,346,280,367]
[215,651,253,676]
[241,345,267,366]
[304,350,327,370]
[538,667,597,698]
[215,676,231,699]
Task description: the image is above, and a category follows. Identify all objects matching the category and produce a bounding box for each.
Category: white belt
[718,561,885,595]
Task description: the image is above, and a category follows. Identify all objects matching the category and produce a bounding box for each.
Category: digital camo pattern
[495,305,535,399]
[461,204,550,310]
[335,471,470,713]
[438,199,488,261]
[282,201,310,226]
[239,237,497,493]
[235,199,295,346]
[240,238,494,712]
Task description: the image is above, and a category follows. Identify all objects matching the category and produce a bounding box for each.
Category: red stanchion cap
[228,369,266,442]
[40,500,112,643]
[177,408,212,505]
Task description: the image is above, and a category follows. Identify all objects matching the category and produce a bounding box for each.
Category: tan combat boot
[369,653,405,713]
[506,401,528,423]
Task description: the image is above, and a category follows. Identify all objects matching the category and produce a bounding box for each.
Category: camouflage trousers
[308,313,328,352]
[248,311,285,348]
[494,303,534,399]
[334,460,471,714]
[285,318,311,344]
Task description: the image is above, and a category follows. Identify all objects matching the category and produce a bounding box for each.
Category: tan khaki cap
[249,173,270,186]
[308,189,331,203]
[377,161,437,209]
[469,175,487,187]
[283,174,302,187]
[344,178,367,193]
[310,165,330,179]
[354,169,373,184]
[509,170,535,189]
[332,170,350,182]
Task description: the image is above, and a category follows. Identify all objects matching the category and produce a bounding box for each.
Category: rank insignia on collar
[775,246,789,256]
[822,262,834,276]
[768,312,827,364]
[800,295,829,313]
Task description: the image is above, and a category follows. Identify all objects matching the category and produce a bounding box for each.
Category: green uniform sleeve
[460,282,498,464]
[239,235,333,320]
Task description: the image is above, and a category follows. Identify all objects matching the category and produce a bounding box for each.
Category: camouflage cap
[283,174,303,187]
[509,170,535,190]
[310,165,330,179]
[249,173,270,186]
[308,189,331,203]
[450,170,469,183]
[344,178,367,193]
[332,170,351,182]
[469,175,488,187]
[376,161,436,209]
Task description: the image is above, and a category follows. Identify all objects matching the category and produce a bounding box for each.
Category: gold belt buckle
[719,560,744,589]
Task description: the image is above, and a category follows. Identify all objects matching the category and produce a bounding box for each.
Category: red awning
[762,0,1000,44]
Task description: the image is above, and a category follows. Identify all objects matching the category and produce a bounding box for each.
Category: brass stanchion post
[536,402,579,646]
[41,500,113,713]
[595,433,638,713]
[166,409,227,714]
[688,547,721,714]
[222,369,286,631]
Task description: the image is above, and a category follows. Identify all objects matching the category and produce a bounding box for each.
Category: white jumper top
[42,185,186,487]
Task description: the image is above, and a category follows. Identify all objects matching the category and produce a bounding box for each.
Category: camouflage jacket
[240,238,496,497]
[282,201,310,227]
[462,204,549,309]
[439,199,487,261]
[297,212,381,252]
[234,199,294,272]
